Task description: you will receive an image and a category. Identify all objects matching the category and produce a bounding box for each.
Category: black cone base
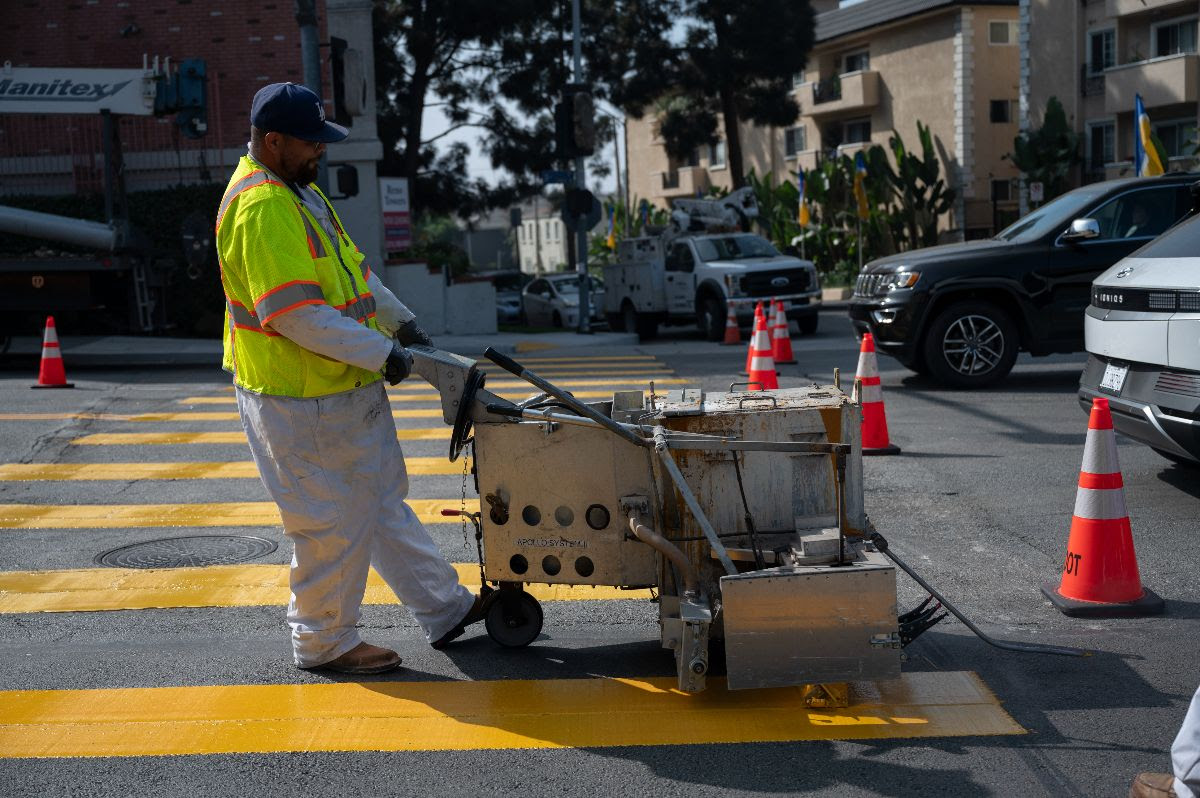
[1041,581,1165,618]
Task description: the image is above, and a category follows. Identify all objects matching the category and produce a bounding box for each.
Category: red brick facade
[1,0,334,191]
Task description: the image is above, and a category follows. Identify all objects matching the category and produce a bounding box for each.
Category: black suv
[848,174,1198,387]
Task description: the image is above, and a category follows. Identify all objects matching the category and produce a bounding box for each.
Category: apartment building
[1020,0,1199,188]
[626,0,1023,239]
[514,199,570,274]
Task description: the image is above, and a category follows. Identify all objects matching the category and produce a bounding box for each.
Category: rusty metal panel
[720,550,901,690]
[474,421,658,586]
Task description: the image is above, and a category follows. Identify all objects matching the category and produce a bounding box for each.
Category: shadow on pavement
[1157,464,1200,499]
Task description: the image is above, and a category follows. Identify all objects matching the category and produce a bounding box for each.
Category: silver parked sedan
[522,274,605,328]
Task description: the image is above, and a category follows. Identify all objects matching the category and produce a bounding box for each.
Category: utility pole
[571,0,591,334]
[295,0,329,192]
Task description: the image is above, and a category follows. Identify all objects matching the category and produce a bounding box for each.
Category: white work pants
[237,382,475,667]
[1174,684,1200,798]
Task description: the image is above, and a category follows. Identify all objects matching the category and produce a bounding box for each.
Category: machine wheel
[697,295,725,341]
[484,589,544,648]
[797,313,819,336]
[921,301,1018,389]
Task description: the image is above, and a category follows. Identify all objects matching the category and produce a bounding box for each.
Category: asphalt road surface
[0,304,1197,797]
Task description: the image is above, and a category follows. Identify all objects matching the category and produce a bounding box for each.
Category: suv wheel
[698,296,725,341]
[798,313,819,336]
[922,301,1018,388]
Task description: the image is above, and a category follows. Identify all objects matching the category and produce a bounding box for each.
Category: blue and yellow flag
[1134,94,1165,177]
[853,152,869,220]
[797,171,810,227]
[605,205,616,250]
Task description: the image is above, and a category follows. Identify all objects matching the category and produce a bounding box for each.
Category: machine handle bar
[482,347,648,449]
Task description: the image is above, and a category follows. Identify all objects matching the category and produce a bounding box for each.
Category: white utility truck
[602,188,822,340]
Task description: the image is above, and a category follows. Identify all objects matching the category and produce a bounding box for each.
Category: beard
[281,151,320,185]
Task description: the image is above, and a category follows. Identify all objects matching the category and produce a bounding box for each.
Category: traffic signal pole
[570,0,591,334]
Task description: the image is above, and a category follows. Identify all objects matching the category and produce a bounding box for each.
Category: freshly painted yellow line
[71,428,451,445]
[181,389,630,405]
[0,499,454,529]
[0,671,1022,758]
[124,409,444,422]
[392,377,688,390]
[476,368,675,378]
[0,563,650,613]
[515,355,658,362]
[0,458,460,481]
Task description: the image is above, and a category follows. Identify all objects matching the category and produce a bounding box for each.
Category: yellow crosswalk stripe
[71,429,451,445]
[512,355,658,362]
[0,671,1022,757]
[115,409,444,422]
[180,389,631,405]
[0,499,455,528]
[0,563,648,613]
[476,369,674,379]
[0,458,460,480]
[391,377,687,390]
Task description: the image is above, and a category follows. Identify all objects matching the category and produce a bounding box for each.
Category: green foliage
[742,120,956,285]
[887,122,957,249]
[1009,96,1082,204]
[588,195,670,267]
[405,214,472,278]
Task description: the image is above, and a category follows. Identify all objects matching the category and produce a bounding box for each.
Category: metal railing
[1080,64,1106,97]
[812,76,842,105]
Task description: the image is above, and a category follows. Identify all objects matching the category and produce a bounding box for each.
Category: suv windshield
[694,235,780,261]
[994,186,1107,243]
[1129,212,1200,258]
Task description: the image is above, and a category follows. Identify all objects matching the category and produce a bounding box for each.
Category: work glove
[395,319,433,348]
[382,341,414,385]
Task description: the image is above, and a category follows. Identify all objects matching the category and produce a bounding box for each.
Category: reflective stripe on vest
[296,205,329,258]
[229,292,377,334]
[254,281,325,325]
[216,170,279,231]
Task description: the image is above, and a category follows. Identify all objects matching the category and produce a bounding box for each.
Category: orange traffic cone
[744,301,765,374]
[1041,398,1163,617]
[746,314,778,390]
[855,333,897,455]
[721,302,741,346]
[32,316,73,390]
[771,300,796,365]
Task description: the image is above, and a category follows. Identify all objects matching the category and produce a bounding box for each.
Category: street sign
[1029,181,1044,203]
[540,169,575,185]
[379,177,411,253]
[563,194,603,233]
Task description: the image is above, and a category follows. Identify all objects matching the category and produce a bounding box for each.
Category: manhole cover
[95,535,278,568]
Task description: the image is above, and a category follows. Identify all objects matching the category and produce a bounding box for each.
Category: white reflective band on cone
[1073,486,1129,520]
[1081,428,1121,475]
[861,383,884,404]
[749,357,775,371]
[856,354,879,379]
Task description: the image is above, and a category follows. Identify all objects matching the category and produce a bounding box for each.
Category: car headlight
[879,271,920,292]
[723,274,744,297]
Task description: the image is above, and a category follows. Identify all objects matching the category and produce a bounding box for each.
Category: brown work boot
[1129,772,1177,798]
[306,642,403,675]
[431,593,487,650]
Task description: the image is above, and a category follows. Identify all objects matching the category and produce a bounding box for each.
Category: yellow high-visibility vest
[216,155,382,397]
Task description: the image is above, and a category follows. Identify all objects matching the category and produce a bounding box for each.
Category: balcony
[1105,53,1199,114]
[656,165,710,199]
[808,70,880,118]
[1106,0,1194,17]
[1080,64,1105,98]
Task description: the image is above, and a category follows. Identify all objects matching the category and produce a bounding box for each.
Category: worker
[216,82,485,675]
[1130,683,1200,797]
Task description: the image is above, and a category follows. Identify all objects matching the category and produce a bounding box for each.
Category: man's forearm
[267,304,392,371]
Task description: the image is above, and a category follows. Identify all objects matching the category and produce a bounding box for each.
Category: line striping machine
[414,345,1083,697]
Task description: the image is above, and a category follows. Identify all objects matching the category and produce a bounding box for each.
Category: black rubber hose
[870,532,1089,658]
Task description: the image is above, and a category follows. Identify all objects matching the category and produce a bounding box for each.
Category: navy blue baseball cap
[251,82,348,143]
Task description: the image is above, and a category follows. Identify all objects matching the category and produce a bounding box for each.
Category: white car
[1079,211,1200,467]
[522,274,605,328]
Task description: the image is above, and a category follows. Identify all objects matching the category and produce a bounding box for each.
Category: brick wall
[1,0,334,184]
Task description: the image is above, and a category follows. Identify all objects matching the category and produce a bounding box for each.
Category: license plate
[1099,362,1128,394]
